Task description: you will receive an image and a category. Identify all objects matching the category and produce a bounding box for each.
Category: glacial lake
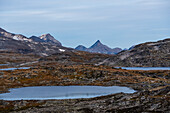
[0,86,136,100]
[0,67,30,71]
[116,67,170,70]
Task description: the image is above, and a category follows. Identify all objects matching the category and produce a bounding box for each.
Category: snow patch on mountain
[13,36,19,40]
[59,49,65,52]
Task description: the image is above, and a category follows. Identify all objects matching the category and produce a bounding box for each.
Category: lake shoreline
[0,64,169,112]
[0,86,169,112]
[0,86,136,101]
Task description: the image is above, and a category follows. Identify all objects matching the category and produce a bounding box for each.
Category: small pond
[0,67,30,71]
[0,64,8,66]
[116,67,170,70]
[0,86,136,100]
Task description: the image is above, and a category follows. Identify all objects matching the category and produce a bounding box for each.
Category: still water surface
[0,86,136,100]
[0,67,30,71]
[117,67,170,70]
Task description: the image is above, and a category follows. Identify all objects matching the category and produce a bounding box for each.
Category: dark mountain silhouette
[75,40,122,54]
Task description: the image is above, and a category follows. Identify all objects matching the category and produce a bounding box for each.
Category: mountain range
[0,27,122,56]
[0,27,73,56]
[0,27,169,67]
[75,40,122,54]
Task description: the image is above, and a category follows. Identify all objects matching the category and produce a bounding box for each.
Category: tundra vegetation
[0,51,169,113]
[0,28,169,112]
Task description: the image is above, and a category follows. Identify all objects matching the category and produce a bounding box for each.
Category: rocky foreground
[0,59,169,112]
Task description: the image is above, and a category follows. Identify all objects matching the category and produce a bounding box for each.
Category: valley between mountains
[0,28,169,112]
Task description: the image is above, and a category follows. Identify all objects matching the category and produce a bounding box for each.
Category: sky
[0,0,170,49]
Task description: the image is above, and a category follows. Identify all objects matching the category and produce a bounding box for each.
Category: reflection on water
[0,86,136,100]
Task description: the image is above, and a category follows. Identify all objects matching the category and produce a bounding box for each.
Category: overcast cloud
[0,0,169,48]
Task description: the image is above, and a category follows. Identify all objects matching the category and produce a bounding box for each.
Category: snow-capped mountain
[30,34,61,46]
[0,27,72,56]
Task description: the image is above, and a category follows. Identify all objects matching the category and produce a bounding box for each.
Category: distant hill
[75,45,87,51]
[99,38,170,67]
[75,40,122,54]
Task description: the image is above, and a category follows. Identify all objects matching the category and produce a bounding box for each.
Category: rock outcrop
[101,38,170,67]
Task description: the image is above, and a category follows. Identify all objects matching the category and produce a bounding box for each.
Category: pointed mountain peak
[94,40,103,45]
[44,33,52,36]
[90,40,103,49]
[39,33,62,46]
[95,40,102,44]
[40,33,52,39]
[39,33,55,41]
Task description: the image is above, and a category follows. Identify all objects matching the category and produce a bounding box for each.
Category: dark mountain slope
[0,27,72,56]
[75,45,87,51]
[100,38,170,67]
